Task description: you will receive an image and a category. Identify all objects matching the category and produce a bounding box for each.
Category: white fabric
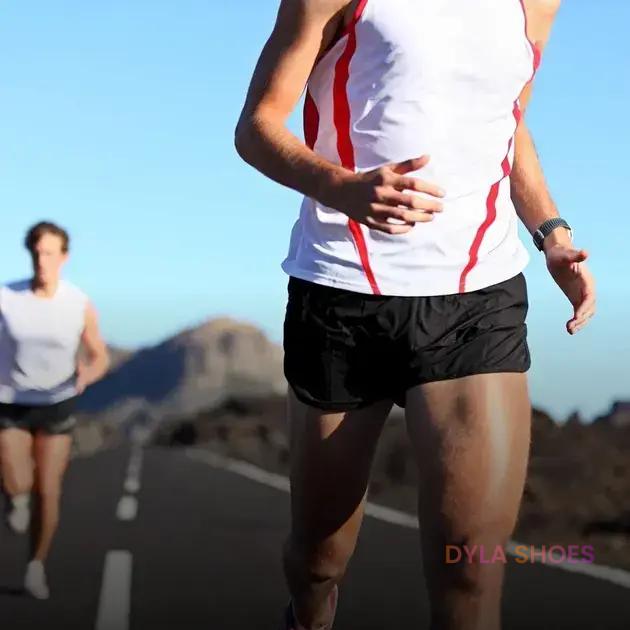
[0,279,88,405]
[282,0,536,296]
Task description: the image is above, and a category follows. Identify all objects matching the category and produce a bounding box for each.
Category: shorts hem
[287,364,530,411]
[288,385,391,412]
[396,365,531,405]
[0,422,76,436]
[0,397,78,435]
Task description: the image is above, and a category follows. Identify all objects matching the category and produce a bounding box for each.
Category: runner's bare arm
[234,0,445,234]
[235,0,349,203]
[76,302,110,393]
[513,0,595,335]
[511,0,566,249]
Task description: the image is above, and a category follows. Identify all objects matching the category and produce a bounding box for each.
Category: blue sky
[0,1,628,421]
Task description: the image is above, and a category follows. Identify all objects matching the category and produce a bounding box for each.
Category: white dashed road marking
[116,495,138,522]
[95,550,132,630]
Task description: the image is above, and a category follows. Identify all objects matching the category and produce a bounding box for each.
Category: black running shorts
[283,273,531,410]
[0,396,78,435]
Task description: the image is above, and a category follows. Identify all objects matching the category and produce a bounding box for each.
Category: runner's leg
[0,427,34,533]
[405,373,531,630]
[0,427,34,498]
[283,388,393,629]
[30,431,73,562]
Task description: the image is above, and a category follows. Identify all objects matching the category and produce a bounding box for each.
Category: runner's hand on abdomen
[328,155,446,235]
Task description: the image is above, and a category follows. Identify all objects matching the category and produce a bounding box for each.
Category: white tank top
[281,0,540,296]
[0,279,88,405]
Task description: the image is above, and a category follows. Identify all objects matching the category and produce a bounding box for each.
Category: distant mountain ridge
[107,345,134,370]
[78,317,287,423]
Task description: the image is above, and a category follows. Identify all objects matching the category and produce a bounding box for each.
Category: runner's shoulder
[60,279,89,305]
[299,0,353,21]
[0,279,30,296]
[525,0,561,17]
[0,279,30,314]
[306,0,351,11]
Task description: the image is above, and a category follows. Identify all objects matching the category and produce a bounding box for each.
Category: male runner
[0,222,110,598]
[235,1,595,628]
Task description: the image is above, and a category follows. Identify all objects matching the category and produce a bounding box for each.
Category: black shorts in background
[283,273,531,410]
[0,396,78,435]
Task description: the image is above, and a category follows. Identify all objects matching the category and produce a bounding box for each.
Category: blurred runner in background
[0,221,110,599]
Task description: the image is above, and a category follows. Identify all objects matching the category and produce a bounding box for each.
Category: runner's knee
[35,480,62,503]
[2,461,34,495]
[427,517,515,595]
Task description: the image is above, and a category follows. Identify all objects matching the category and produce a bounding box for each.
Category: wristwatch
[533,217,573,252]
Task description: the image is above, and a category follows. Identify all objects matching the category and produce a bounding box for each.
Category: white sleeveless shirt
[0,279,88,405]
[281,0,540,296]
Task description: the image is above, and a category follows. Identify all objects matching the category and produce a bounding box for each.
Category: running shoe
[24,560,50,600]
[281,585,339,630]
[6,494,30,534]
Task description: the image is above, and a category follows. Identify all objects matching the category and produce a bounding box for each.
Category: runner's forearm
[78,352,110,386]
[235,114,352,208]
[511,121,572,251]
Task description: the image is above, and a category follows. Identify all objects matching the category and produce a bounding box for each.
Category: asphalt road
[1,445,629,630]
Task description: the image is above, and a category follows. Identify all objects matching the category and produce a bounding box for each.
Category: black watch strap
[533,217,572,251]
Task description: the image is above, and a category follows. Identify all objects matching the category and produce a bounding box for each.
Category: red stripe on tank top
[458,101,522,294]
[341,0,369,38]
[518,0,542,75]
[459,2,539,293]
[332,0,381,295]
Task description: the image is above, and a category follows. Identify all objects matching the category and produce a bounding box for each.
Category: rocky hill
[76,317,286,427]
